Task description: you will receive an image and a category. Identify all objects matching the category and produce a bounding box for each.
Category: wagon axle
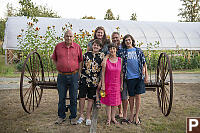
[20,52,173,116]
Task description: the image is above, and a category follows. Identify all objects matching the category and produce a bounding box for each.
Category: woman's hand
[97,81,102,90]
[102,85,105,91]
[120,86,123,92]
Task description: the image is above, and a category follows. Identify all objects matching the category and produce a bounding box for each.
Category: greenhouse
[3,16,200,50]
[2,17,200,69]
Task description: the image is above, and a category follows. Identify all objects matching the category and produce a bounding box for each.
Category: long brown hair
[122,34,135,48]
[93,26,110,46]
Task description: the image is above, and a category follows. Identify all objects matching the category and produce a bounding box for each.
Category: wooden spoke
[26,64,32,78]
[34,87,39,106]
[157,53,173,116]
[23,86,32,98]
[25,88,32,106]
[164,70,169,81]
[28,89,33,112]
[164,86,170,94]
[20,51,44,114]
[24,74,32,81]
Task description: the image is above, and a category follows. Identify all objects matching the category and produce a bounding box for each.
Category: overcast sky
[0,0,183,22]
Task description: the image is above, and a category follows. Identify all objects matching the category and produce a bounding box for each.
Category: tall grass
[0,55,20,77]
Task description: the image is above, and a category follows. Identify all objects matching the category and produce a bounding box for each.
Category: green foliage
[0,55,18,76]
[6,3,18,17]
[178,0,200,22]
[130,12,137,21]
[82,16,96,19]
[104,9,119,20]
[116,15,120,20]
[17,21,200,72]
[17,0,60,21]
[0,19,6,41]
[16,59,24,72]
[144,49,200,71]
[0,0,60,48]
[17,21,93,72]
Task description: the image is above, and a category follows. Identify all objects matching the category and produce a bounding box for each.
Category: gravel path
[0,73,200,90]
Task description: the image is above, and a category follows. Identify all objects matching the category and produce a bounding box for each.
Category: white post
[5,49,8,65]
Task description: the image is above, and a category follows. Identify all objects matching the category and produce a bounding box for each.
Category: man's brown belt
[58,70,78,75]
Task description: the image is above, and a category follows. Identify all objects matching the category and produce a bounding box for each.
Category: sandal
[106,120,110,126]
[115,114,123,119]
[112,120,119,125]
[120,119,130,125]
[96,101,101,109]
[128,114,136,123]
[135,117,141,125]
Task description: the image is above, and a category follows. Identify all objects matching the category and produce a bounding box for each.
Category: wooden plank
[90,102,98,133]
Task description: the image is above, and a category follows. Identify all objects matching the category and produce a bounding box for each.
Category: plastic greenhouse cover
[3,16,200,50]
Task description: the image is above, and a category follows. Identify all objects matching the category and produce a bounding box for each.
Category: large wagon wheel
[20,51,44,113]
[156,53,173,116]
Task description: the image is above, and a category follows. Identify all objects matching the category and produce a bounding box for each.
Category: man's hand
[144,76,148,83]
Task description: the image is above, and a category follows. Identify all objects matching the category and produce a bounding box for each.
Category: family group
[51,26,148,126]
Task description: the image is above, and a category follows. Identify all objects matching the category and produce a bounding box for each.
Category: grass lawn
[0,55,21,77]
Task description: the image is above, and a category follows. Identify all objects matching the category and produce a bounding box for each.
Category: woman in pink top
[101,43,123,125]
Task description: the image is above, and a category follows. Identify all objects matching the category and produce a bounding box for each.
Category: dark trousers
[57,72,79,119]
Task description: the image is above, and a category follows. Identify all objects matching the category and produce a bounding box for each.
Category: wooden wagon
[19,50,173,132]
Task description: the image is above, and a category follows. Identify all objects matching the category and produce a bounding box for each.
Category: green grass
[0,55,21,77]
[173,68,200,73]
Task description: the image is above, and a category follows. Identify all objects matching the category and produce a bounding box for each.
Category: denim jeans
[57,72,79,119]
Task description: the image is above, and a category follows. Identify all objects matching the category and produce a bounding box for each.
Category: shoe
[135,117,141,125]
[120,119,130,125]
[111,120,119,125]
[86,119,91,126]
[55,117,65,124]
[77,117,84,124]
[128,114,136,123]
[115,114,123,119]
[70,118,77,125]
[96,101,101,109]
[106,120,110,126]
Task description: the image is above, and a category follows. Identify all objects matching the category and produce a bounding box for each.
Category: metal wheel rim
[20,51,44,113]
[156,53,173,116]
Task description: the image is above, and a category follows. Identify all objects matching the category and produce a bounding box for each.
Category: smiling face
[125,37,133,49]
[64,30,74,45]
[109,46,117,56]
[92,42,101,53]
[96,29,104,39]
[112,33,120,46]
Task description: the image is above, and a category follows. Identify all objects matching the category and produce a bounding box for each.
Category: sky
[0,0,183,22]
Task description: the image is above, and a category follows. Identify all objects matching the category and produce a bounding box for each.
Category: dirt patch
[0,83,199,133]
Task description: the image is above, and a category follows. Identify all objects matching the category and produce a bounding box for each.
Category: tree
[1,0,60,41]
[130,12,137,21]
[178,0,200,22]
[0,19,6,41]
[0,3,16,41]
[82,16,96,19]
[6,3,17,17]
[116,15,120,20]
[17,0,60,20]
[104,9,116,20]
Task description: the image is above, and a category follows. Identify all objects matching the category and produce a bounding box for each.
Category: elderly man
[111,32,129,124]
[52,30,83,125]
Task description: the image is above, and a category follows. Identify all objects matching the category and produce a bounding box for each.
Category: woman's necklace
[109,56,118,63]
